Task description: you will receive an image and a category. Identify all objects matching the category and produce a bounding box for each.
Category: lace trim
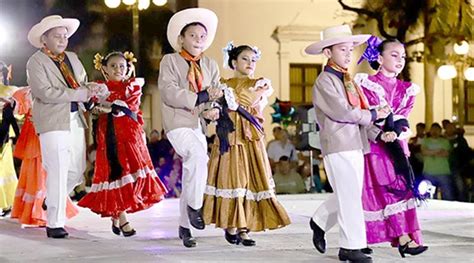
[399,83,420,108]
[89,166,157,192]
[364,198,417,222]
[253,78,273,113]
[354,73,388,107]
[205,185,275,201]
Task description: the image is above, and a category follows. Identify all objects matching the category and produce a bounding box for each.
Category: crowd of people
[409,120,474,201]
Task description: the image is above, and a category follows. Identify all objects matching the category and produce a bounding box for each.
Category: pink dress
[355,72,423,246]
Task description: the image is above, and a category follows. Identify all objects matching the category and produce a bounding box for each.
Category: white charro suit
[27,50,88,228]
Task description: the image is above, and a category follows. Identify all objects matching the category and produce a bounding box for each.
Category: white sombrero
[27,15,80,48]
[305,25,371,55]
[166,8,218,52]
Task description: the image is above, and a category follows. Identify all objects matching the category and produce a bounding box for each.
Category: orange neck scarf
[327,60,368,109]
[42,47,80,89]
[179,49,203,93]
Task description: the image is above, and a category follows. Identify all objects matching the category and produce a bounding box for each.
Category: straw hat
[305,25,370,55]
[27,15,80,48]
[166,8,218,52]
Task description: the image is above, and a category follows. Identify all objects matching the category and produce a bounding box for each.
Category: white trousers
[39,112,86,228]
[167,126,209,229]
[312,150,367,249]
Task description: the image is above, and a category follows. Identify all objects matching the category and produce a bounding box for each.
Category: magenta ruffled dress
[355,72,423,246]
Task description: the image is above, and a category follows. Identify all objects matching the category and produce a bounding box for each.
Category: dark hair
[102,51,127,67]
[226,45,256,70]
[0,61,8,85]
[279,156,290,162]
[430,122,442,130]
[369,39,404,70]
[441,119,451,125]
[416,122,426,129]
[273,126,282,133]
[179,22,207,36]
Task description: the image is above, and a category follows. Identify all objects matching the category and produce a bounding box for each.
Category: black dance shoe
[338,248,373,263]
[187,205,205,230]
[398,240,428,258]
[236,230,256,246]
[309,218,326,253]
[111,219,121,235]
[119,222,136,237]
[46,227,69,238]
[224,230,238,244]
[179,226,197,248]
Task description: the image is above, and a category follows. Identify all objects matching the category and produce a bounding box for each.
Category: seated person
[267,129,298,170]
[273,156,306,194]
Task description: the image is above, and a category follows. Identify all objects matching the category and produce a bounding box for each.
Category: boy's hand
[87,83,110,101]
[376,105,391,119]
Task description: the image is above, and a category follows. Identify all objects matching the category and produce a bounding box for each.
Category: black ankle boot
[309,218,326,253]
[179,226,197,248]
[338,248,373,263]
[46,227,69,238]
[187,206,205,230]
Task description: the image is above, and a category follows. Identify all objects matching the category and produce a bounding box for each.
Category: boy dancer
[158,8,223,248]
[305,25,389,262]
[27,15,108,238]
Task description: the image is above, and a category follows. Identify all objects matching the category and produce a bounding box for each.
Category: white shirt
[267,140,298,162]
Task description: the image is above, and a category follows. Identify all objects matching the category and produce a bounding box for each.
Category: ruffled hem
[78,169,167,217]
[11,156,79,225]
[203,192,291,232]
[11,194,78,226]
[365,207,423,246]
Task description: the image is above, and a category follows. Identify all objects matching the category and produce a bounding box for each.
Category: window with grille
[289,64,322,105]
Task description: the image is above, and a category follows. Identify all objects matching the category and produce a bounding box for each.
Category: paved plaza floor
[1,194,473,262]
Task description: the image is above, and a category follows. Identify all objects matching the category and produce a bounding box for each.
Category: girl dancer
[203,42,290,246]
[355,37,428,257]
[78,51,167,236]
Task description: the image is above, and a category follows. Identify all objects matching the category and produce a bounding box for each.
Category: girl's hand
[202,108,220,121]
[381,131,397,142]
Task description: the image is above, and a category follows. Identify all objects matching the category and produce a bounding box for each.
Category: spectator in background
[267,126,283,146]
[421,123,454,200]
[273,156,306,194]
[164,152,183,198]
[153,130,176,193]
[267,129,298,170]
[147,129,161,169]
[441,119,451,137]
[445,122,472,201]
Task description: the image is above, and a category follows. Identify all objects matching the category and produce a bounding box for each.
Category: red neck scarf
[42,47,80,89]
[327,60,368,109]
[179,49,203,93]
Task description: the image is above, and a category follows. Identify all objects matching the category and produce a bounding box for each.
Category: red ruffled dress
[78,78,167,217]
